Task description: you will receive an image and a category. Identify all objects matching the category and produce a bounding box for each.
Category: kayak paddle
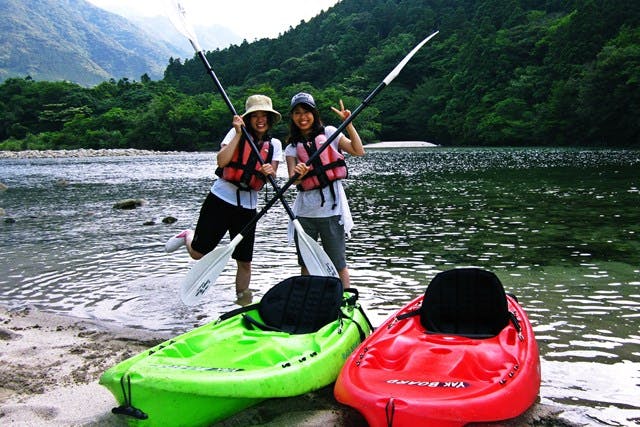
[167,0,338,305]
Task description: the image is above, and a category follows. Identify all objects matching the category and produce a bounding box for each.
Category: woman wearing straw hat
[165,94,282,304]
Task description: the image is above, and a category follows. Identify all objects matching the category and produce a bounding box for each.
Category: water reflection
[1,148,639,425]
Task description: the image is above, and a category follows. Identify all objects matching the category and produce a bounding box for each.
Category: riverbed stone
[112,198,147,209]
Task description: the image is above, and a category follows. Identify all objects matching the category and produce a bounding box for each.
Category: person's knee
[188,248,204,260]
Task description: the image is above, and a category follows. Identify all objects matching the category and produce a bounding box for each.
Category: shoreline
[0,305,575,426]
[0,142,438,160]
[364,141,438,148]
[0,306,169,426]
[0,148,187,159]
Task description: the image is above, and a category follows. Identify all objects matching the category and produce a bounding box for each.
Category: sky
[86,0,341,41]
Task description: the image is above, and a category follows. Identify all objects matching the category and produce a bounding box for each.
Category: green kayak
[99,275,372,426]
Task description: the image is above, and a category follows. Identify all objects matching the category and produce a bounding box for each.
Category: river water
[1,147,638,426]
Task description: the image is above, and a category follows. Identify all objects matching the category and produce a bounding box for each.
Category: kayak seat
[420,268,510,339]
[244,275,344,334]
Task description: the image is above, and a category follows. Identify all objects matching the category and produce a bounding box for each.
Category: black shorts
[191,192,257,262]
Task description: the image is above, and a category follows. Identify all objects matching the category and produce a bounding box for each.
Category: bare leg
[235,260,251,294]
[338,267,350,289]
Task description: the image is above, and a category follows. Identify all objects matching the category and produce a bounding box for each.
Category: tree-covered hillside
[1,0,639,151]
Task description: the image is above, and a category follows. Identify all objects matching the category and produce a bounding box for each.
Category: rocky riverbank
[0,142,441,159]
[0,149,186,159]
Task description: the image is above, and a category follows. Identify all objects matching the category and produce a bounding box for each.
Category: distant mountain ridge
[0,0,191,85]
[127,15,241,58]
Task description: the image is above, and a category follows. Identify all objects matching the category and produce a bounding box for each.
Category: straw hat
[290,92,316,110]
[242,95,281,124]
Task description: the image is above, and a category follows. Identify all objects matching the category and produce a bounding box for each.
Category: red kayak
[334,268,540,427]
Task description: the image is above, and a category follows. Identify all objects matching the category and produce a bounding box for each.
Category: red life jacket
[216,137,273,191]
[295,133,347,191]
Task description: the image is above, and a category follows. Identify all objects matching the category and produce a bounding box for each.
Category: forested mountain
[0,0,181,85]
[1,0,639,150]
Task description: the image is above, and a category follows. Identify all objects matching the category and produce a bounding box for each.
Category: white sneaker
[165,229,191,253]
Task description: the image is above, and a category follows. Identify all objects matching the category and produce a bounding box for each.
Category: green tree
[577,26,640,145]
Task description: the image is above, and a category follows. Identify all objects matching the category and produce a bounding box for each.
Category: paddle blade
[180,234,244,305]
[383,30,439,85]
[293,220,339,278]
[165,0,202,52]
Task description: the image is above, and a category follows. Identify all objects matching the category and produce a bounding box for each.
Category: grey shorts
[295,215,347,271]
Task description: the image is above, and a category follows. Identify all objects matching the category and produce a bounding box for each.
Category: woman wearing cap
[165,94,283,303]
[285,92,365,288]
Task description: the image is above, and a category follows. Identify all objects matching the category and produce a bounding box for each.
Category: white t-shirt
[284,126,354,238]
[211,128,283,209]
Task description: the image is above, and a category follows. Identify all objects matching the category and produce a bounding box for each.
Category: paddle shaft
[194,51,298,220]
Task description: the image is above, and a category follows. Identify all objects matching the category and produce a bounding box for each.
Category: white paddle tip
[383,30,439,85]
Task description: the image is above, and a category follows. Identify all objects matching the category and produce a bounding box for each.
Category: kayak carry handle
[112,375,148,420]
